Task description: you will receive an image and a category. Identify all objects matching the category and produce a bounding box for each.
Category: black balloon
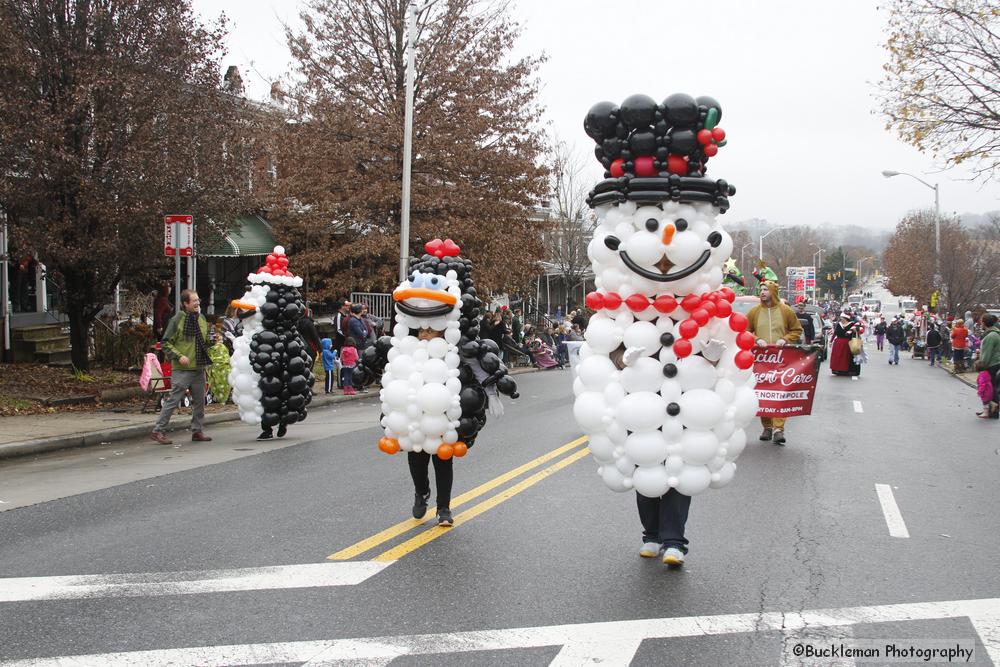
[670,129,697,154]
[584,101,618,140]
[696,95,722,122]
[629,131,657,156]
[619,93,657,130]
[661,93,699,127]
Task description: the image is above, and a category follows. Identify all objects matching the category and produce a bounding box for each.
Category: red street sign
[752,346,820,418]
[164,215,193,257]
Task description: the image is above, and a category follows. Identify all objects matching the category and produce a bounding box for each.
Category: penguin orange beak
[230,300,257,311]
[393,288,458,306]
[661,223,675,246]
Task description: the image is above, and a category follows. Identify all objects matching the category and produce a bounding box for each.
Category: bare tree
[0,0,260,369]
[879,0,1000,180]
[543,138,595,307]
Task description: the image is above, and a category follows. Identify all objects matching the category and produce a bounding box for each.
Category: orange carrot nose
[661,223,676,246]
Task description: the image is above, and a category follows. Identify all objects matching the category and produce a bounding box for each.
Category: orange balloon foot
[452,441,468,457]
[436,444,454,460]
[378,437,400,455]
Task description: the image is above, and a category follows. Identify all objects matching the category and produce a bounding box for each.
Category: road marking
[372,447,591,562]
[853,400,863,413]
[7,596,998,666]
[875,483,910,538]
[328,437,588,560]
[0,562,391,603]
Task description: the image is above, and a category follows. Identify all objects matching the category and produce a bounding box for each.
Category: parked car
[730,296,826,362]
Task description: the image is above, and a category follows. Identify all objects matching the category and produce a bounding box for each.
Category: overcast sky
[192,0,1000,230]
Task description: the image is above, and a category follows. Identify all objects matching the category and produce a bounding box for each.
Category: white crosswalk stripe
[3,596,998,666]
[0,562,392,603]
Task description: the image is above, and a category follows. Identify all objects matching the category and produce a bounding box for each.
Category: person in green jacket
[976,313,1000,419]
[150,289,214,444]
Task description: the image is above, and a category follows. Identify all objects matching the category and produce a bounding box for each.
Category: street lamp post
[399,2,424,282]
[811,244,824,301]
[759,228,779,261]
[739,241,753,287]
[882,170,941,286]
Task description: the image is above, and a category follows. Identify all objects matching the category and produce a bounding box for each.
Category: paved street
[2,310,1000,665]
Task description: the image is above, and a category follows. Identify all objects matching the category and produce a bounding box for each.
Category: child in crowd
[340,336,359,395]
[977,369,995,419]
[321,338,338,394]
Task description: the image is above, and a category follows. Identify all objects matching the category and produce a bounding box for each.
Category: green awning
[199,214,276,257]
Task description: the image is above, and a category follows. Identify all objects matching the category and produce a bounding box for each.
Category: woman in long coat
[830,312,862,376]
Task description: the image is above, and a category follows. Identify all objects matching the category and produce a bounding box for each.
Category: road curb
[0,366,542,461]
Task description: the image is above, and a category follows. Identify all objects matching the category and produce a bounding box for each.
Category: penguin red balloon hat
[228,246,315,439]
[360,239,519,459]
[576,94,758,496]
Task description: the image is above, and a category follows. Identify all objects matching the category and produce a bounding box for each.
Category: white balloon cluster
[379,270,465,456]
[575,200,758,496]
[228,284,269,425]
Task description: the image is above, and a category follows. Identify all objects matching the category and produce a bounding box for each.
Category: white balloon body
[380,270,464,454]
[228,284,270,425]
[577,199,757,496]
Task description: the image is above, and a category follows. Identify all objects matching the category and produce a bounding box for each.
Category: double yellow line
[327,436,590,562]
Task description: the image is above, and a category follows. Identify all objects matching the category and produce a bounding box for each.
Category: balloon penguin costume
[228,246,315,439]
[365,239,519,459]
[576,93,759,497]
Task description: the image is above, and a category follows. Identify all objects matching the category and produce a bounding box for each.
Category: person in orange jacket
[951,320,969,373]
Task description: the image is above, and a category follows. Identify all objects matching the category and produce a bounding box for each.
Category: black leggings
[407,451,454,510]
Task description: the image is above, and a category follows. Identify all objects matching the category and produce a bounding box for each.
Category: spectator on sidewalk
[347,304,372,349]
[951,320,969,373]
[152,282,173,340]
[975,314,1000,419]
[321,338,338,394]
[340,336,359,395]
[150,289,213,445]
[296,306,323,363]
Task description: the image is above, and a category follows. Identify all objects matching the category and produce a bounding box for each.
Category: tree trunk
[66,303,92,372]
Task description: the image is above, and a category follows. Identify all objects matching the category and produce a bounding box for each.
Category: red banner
[753,346,820,418]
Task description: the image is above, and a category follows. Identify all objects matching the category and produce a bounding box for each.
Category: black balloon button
[666,402,681,416]
[662,363,678,378]
[660,332,675,346]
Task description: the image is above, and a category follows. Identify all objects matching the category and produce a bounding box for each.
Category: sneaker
[412,491,430,519]
[662,547,685,566]
[277,424,287,438]
[150,431,172,445]
[639,542,662,558]
[759,427,773,441]
[436,508,454,526]
[257,430,273,441]
[772,429,786,445]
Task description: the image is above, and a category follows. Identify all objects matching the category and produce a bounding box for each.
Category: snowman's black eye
[675,219,688,232]
[708,232,722,247]
[645,218,658,232]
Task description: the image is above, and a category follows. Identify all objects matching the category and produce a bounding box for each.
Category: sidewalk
[0,367,541,460]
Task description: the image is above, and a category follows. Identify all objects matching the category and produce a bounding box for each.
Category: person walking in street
[926,323,943,367]
[951,319,969,374]
[794,300,815,344]
[874,316,887,352]
[975,314,1000,419]
[150,289,212,444]
[830,312,863,377]
[340,336,359,395]
[886,316,905,365]
[746,280,803,445]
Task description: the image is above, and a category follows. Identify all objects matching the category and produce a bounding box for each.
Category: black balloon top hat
[584,93,736,211]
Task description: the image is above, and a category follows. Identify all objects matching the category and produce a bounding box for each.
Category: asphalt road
[1,304,999,665]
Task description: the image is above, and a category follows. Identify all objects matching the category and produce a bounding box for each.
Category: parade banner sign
[753,345,820,417]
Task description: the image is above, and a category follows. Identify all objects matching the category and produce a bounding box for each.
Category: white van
[847,294,863,306]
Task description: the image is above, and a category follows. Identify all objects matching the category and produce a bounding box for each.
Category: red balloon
[666,154,688,175]
[719,287,736,302]
[697,129,713,145]
[266,254,276,265]
[610,159,625,178]
[692,309,710,326]
[258,266,272,274]
[715,299,732,318]
[633,155,657,177]
[734,350,755,370]
[705,291,720,302]
[673,339,693,358]
[679,319,700,339]
[626,293,649,312]
[736,331,756,350]
[704,143,719,157]
[278,256,289,268]
[653,295,677,313]
[712,127,726,142]
[603,292,622,310]
[701,300,717,317]
[729,312,749,332]
[681,294,702,313]
[585,291,605,310]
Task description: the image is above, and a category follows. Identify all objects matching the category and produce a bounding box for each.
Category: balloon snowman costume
[365,239,519,459]
[228,246,315,439]
[576,93,758,498]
